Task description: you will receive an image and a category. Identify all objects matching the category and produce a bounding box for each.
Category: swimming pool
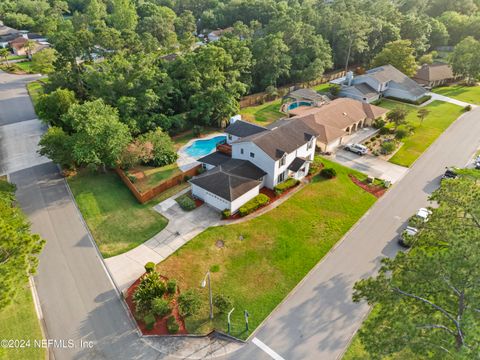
[184,135,227,158]
[287,101,313,110]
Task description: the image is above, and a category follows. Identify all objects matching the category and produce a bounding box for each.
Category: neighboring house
[413,63,459,87]
[0,22,21,48]
[337,65,428,103]
[207,27,233,42]
[282,88,331,114]
[8,35,49,56]
[190,98,388,213]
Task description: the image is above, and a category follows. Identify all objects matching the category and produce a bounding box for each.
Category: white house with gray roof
[338,65,428,103]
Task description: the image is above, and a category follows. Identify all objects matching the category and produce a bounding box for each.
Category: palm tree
[0,48,9,65]
[24,40,36,60]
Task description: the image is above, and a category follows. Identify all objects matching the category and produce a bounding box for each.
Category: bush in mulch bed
[274,178,300,195]
[320,168,337,179]
[176,193,196,211]
[349,174,387,198]
[125,269,187,335]
[238,193,270,217]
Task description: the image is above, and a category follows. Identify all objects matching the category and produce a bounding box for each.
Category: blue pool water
[288,101,313,110]
[185,135,227,157]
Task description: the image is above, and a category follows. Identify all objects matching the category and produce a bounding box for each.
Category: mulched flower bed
[125,275,188,336]
[349,174,387,198]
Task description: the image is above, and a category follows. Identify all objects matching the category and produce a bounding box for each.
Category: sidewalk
[105,188,221,292]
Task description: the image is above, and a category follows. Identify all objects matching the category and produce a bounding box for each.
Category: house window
[240,148,244,155]
[250,152,255,158]
[279,155,286,167]
[277,172,285,183]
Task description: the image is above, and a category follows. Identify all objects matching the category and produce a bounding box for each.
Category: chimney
[346,71,354,86]
[230,114,241,124]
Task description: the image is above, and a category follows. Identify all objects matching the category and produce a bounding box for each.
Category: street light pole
[201,271,214,320]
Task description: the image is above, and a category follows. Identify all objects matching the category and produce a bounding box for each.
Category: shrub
[320,167,337,179]
[385,95,431,105]
[167,315,179,334]
[379,126,390,135]
[308,160,323,175]
[213,294,233,314]
[139,128,177,167]
[380,141,396,154]
[372,118,386,129]
[221,209,231,219]
[144,262,155,273]
[210,264,220,272]
[464,105,472,112]
[166,279,177,294]
[274,178,299,195]
[151,298,171,317]
[176,194,196,211]
[144,313,156,330]
[238,194,270,217]
[178,289,201,317]
[133,272,166,315]
[395,125,409,140]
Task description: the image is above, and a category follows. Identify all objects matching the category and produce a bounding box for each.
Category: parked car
[398,226,419,248]
[344,143,368,155]
[442,168,458,180]
[415,207,432,222]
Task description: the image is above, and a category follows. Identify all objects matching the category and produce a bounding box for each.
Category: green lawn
[313,83,331,93]
[26,80,46,109]
[156,158,376,339]
[239,98,284,124]
[0,284,45,360]
[433,85,480,105]
[133,163,182,193]
[7,55,27,61]
[377,100,463,167]
[68,170,168,258]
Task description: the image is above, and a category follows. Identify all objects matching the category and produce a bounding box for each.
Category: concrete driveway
[328,149,408,183]
[106,191,220,292]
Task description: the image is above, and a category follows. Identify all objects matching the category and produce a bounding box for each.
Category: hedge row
[274,178,300,195]
[384,94,431,105]
[238,194,270,217]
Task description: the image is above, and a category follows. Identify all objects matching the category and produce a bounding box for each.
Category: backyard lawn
[313,83,331,93]
[156,158,377,339]
[239,98,284,124]
[0,284,45,360]
[132,163,182,193]
[68,170,168,258]
[433,85,480,105]
[377,99,463,167]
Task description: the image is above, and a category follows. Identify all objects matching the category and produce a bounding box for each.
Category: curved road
[2,70,480,360]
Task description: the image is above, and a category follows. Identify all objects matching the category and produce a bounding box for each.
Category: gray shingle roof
[288,157,307,172]
[363,64,427,98]
[197,151,231,167]
[189,159,266,201]
[225,120,267,138]
[287,88,330,102]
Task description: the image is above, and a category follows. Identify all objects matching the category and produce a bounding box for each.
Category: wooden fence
[115,165,201,204]
[239,69,348,108]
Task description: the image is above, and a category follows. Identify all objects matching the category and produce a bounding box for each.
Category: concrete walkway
[422,92,478,108]
[105,189,221,292]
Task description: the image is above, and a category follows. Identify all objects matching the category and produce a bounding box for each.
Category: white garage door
[326,137,342,152]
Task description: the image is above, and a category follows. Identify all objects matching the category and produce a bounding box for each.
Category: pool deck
[177,132,226,171]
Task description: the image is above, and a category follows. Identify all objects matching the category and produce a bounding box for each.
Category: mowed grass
[156,158,376,339]
[26,80,46,108]
[239,98,284,124]
[433,85,480,105]
[68,170,168,258]
[313,83,331,93]
[0,284,45,360]
[378,100,463,167]
[133,163,181,193]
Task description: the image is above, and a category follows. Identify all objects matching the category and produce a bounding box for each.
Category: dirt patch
[125,274,188,336]
[215,240,225,248]
[349,174,387,198]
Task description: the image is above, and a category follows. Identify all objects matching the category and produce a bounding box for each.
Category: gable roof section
[363,64,427,97]
[287,88,329,102]
[235,119,317,160]
[414,63,454,82]
[225,120,267,138]
[353,83,378,98]
[197,151,231,167]
[189,159,266,201]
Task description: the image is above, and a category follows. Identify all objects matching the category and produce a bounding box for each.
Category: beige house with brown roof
[413,63,459,87]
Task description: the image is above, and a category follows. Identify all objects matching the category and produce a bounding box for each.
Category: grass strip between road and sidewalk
[156,158,377,339]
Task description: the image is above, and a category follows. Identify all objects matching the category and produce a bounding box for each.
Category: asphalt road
[227,107,480,360]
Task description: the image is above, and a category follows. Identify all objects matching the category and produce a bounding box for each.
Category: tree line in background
[2,0,480,171]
